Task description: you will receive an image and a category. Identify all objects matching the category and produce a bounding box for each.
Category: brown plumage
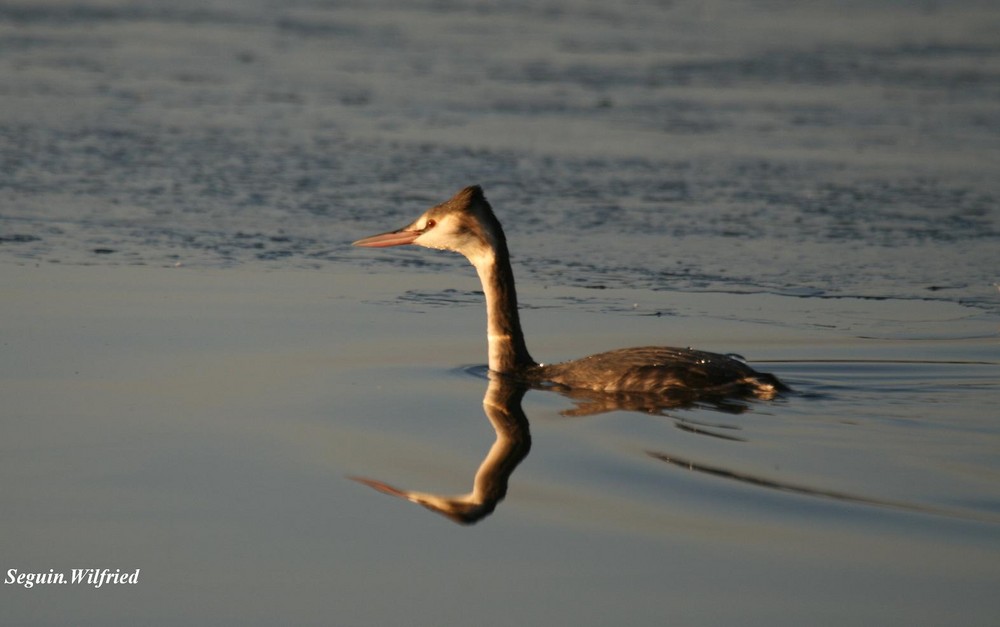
[353,185,787,401]
[532,346,785,399]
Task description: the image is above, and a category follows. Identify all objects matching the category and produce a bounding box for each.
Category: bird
[353,185,787,401]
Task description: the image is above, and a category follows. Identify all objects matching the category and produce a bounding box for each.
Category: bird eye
[423,219,436,230]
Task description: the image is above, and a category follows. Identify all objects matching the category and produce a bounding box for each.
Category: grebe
[353,185,787,400]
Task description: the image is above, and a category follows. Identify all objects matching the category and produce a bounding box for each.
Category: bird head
[353,185,503,265]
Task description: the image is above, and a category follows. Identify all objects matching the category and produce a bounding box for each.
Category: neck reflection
[350,373,532,525]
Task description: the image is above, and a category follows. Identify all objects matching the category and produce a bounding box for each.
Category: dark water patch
[3,132,998,312]
[0,3,247,27]
[274,14,401,42]
[393,288,485,309]
[3,119,992,250]
[0,234,40,244]
[490,41,1000,94]
[673,420,747,443]
[647,448,998,524]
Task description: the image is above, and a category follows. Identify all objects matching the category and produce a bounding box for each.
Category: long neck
[473,247,535,373]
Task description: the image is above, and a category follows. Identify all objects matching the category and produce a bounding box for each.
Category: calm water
[2,0,999,625]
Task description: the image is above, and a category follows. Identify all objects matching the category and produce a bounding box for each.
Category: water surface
[1,0,999,625]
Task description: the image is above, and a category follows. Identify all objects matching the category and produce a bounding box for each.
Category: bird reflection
[350,373,531,525]
[350,369,767,524]
[540,382,761,417]
[350,370,991,524]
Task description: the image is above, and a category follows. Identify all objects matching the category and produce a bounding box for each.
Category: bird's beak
[352,227,420,248]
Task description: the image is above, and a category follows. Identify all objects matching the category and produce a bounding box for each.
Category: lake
[2,0,999,625]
